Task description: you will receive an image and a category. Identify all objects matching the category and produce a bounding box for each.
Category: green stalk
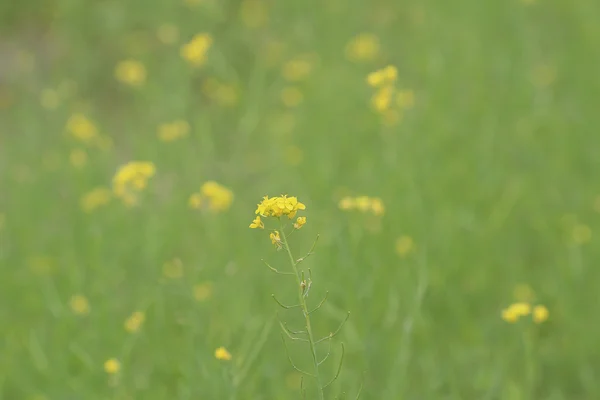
[280,223,325,400]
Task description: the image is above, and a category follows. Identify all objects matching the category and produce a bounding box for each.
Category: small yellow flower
[270,230,282,247]
[345,33,380,62]
[355,196,371,212]
[371,85,395,112]
[294,216,306,229]
[282,56,314,82]
[80,187,112,213]
[501,302,532,323]
[157,120,190,142]
[189,181,234,212]
[370,197,385,216]
[104,358,121,374]
[281,86,303,107]
[69,294,90,315]
[338,196,355,210]
[367,65,397,87]
[189,193,203,209]
[69,149,88,169]
[157,24,179,44]
[124,311,145,333]
[66,113,98,144]
[239,0,269,29]
[395,235,415,257]
[249,216,264,229]
[114,59,147,87]
[112,161,156,205]
[181,33,213,67]
[163,258,184,279]
[215,346,232,361]
[532,305,549,324]
[193,282,213,301]
[501,308,519,323]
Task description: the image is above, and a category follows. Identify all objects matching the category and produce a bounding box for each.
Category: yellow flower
[193,282,213,301]
[69,149,88,169]
[355,196,371,212]
[281,86,303,107]
[370,197,385,216]
[157,24,179,44]
[249,216,264,229]
[395,235,415,257]
[255,195,306,219]
[157,120,190,142]
[189,181,234,212]
[80,187,112,213]
[114,59,147,87]
[270,230,282,247]
[40,88,60,109]
[124,311,145,333]
[181,33,213,67]
[367,65,397,87]
[214,346,232,361]
[66,113,98,144]
[532,305,549,324]
[501,302,531,323]
[239,0,269,29]
[396,89,415,109]
[112,161,156,206]
[69,294,90,315]
[371,85,395,112]
[338,196,355,210]
[104,358,121,374]
[293,216,306,229]
[345,33,380,62]
[163,258,184,279]
[282,56,314,82]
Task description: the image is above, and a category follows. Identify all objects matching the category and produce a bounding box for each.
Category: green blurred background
[2,0,600,398]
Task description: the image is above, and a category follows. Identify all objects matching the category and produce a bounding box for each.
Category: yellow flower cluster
[215,346,232,361]
[338,195,384,216]
[282,55,315,82]
[181,33,213,67]
[114,59,147,87]
[367,65,414,126]
[69,294,90,315]
[124,311,145,333]
[157,120,190,142]
[66,113,113,151]
[189,181,234,212]
[104,358,121,374]
[112,161,156,206]
[345,33,380,62]
[80,187,112,213]
[501,302,549,324]
[254,195,306,219]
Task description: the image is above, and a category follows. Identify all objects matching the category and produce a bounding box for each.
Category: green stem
[280,223,325,400]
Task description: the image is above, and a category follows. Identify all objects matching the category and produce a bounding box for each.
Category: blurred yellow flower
[395,235,415,257]
[281,86,303,107]
[112,161,156,206]
[181,33,213,67]
[338,196,355,210]
[345,33,380,62]
[40,88,60,109]
[215,346,232,361]
[157,120,190,142]
[240,0,268,29]
[124,311,145,333]
[69,148,88,169]
[367,65,397,88]
[532,305,549,323]
[104,358,121,374]
[371,85,395,112]
[163,258,184,279]
[69,294,90,315]
[193,282,213,301]
[249,216,264,229]
[189,181,234,212]
[157,24,179,44]
[282,56,314,82]
[370,197,385,216]
[355,196,371,212]
[293,216,306,229]
[115,59,147,87]
[571,223,592,245]
[66,113,98,144]
[501,302,531,323]
[80,187,112,213]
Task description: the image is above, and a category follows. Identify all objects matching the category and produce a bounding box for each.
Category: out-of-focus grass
[2,0,600,398]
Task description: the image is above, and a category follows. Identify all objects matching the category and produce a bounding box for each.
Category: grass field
[2,0,600,398]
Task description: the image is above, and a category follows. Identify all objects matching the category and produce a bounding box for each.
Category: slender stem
[280,222,325,400]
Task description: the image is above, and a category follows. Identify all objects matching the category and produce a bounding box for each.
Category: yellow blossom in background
[370,197,385,216]
[157,120,190,142]
[345,33,380,62]
[114,59,147,87]
[571,223,592,245]
[215,346,232,361]
[532,305,549,323]
[69,294,90,315]
[104,358,121,374]
[367,65,397,88]
[112,161,156,206]
[40,88,60,109]
[157,24,179,44]
[396,89,415,109]
[181,33,213,67]
[249,216,264,229]
[282,55,314,82]
[338,196,355,210]
[501,302,531,323]
[281,86,303,107]
[371,85,395,112]
[189,181,234,212]
[193,282,213,301]
[69,149,88,169]
[293,216,306,229]
[163,258,184,279]
[355,196,371,212]
[239,0,269,29]
[395,235,415,257]
[66,113,98,144]
[80,187,112,213]
[124,311,145,333]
